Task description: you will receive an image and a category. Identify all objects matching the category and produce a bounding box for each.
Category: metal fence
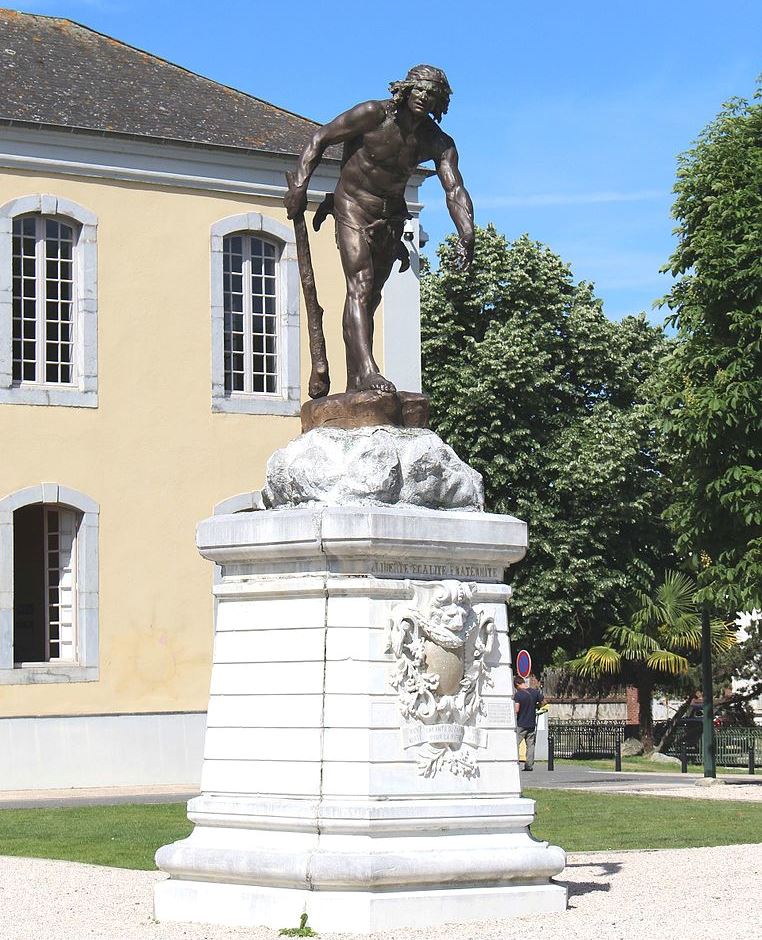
[713,728,762,768]
[548,719,761,767]
[664,724,702,764]
[663,725,762,767]
[548,719,625,759]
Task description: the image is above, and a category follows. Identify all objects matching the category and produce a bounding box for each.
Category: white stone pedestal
[154,506,566,932]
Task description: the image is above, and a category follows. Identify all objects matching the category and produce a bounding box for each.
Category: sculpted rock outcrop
[262,427,484,512]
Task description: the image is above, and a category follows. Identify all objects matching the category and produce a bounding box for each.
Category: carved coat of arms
[385,580,497,778]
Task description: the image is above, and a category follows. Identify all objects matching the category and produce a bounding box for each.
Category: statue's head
[389,64,453,123]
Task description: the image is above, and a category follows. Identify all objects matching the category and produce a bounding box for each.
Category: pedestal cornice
[197,505,527,579]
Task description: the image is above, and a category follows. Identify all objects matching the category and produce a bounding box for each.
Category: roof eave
[0,117,344,165]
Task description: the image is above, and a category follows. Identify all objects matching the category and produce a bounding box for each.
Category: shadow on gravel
[557,860,623,899]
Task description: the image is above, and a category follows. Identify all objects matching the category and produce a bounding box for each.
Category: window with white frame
[210,212,300,416]
[223,234,280,396]
[1,195,98,408]
[12,215,76,386]
[0,484,99,684]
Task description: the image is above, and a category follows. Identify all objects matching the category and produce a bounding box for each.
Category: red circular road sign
[516,649,532,678]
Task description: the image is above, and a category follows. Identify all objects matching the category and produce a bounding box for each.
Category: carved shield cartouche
[385,579,497,778]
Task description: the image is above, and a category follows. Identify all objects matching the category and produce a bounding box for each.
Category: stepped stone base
[153,506,567,933]
[155,880,567,933]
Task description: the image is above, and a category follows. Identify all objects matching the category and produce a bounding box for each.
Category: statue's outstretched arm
[285,101,385,219]
[435,137,475,270]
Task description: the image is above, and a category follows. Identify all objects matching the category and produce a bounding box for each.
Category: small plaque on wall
[488,702,513,726]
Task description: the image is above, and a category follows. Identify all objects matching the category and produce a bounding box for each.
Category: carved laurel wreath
[385,580,496,778]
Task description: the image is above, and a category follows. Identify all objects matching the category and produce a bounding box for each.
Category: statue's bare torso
[337,100,443,213]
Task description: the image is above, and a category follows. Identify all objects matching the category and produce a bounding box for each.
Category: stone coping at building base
[0,785,199,807]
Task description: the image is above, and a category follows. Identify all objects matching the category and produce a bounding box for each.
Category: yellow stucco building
[0,11,424,788]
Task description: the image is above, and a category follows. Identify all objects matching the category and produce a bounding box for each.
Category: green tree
[421,226,672,665]
[712,609,762,714]
[657,85,762,611]
[570,571,735,748]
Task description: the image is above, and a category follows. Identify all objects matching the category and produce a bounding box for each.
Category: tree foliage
[421,226,672,665]
[657,86,762,611]
[570,570,735,745]
[713,610,762,711]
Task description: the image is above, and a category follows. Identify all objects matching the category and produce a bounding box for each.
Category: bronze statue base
[301,390,429,432]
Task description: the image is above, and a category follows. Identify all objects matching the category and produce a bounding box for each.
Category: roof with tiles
[0,9,336,159]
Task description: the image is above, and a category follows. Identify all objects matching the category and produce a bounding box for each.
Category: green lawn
[0,791,759,870]
[527,788,762,851]
[555,756,750,775]
[0,802,192,870]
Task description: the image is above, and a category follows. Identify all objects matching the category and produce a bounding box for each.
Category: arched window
[1,195,98,407]
[0,484,99,684]
[223,234,280,396]
[13,503,79,663]
[13,214,76,385]
[210,213,300,415]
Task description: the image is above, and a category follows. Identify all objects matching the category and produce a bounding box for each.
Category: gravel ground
[566,782,762,801]
[0,844,759,940]
[629,783,762,801]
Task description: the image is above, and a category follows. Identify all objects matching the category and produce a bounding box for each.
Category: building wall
[0,711,207,789]
[547,701,628,721]
[0,166,354,722]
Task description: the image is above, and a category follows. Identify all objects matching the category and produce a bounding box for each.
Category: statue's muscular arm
[432,130,475,270]
[285,101,386,219]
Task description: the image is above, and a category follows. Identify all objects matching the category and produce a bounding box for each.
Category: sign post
[701,605,717,778]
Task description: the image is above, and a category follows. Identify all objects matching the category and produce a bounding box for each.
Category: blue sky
[9,0,761,322]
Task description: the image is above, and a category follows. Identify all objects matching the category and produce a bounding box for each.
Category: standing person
[514,675,545,771]
[285,64,474,396]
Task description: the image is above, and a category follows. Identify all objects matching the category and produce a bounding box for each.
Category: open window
[0,484,99,684]
[13,504,79,664]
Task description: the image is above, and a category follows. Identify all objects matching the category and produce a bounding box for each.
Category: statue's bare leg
[367,245,398,349]
[335,201,396,394]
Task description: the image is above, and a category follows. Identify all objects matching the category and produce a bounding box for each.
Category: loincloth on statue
[314,193,411,270]
[335,212,406,246]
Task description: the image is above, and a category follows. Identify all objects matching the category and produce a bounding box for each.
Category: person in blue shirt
[514,675,545,771]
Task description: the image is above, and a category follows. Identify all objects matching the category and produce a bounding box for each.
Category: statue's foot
[357,371,397,394]
[308,363,330,399]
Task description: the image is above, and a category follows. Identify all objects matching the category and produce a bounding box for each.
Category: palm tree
[570,571,735,750]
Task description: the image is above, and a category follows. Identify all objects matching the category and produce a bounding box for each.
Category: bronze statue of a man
[285,65,474,399]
